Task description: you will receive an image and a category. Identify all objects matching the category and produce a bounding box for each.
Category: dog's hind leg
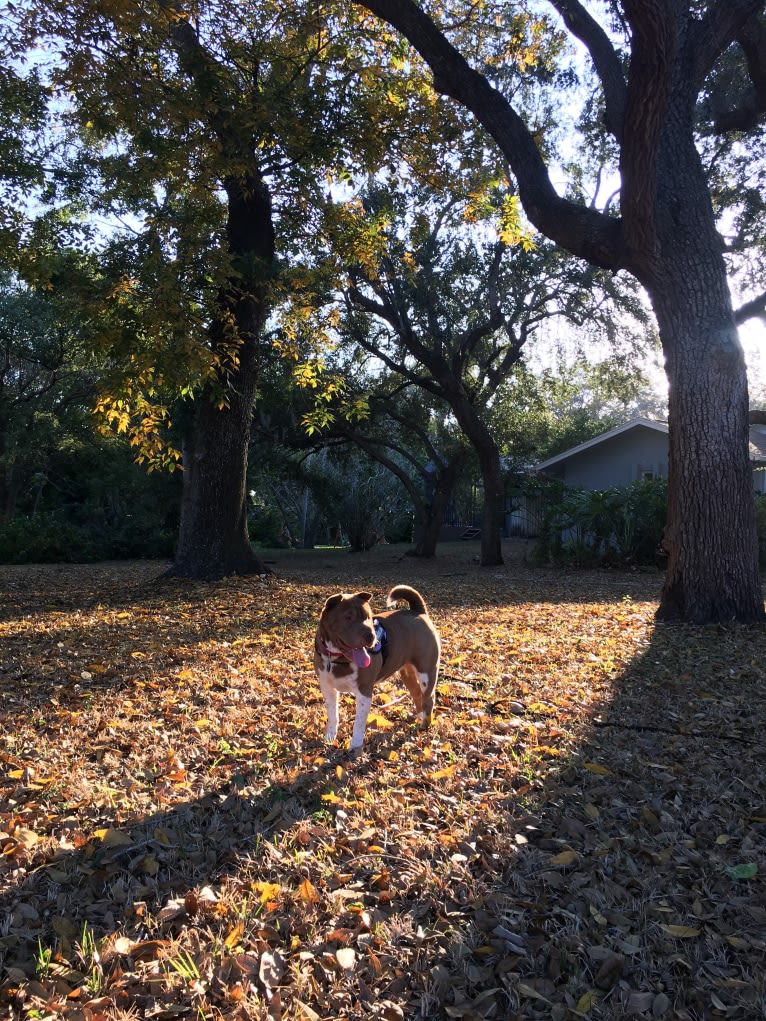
[399,664,435,727]
[319,674,340,742]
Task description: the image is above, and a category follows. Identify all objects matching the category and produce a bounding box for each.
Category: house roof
[534,416,766,472]
[534,418,669,472]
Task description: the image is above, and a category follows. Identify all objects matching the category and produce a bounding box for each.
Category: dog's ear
[355,592,373,603]
[322,594,344,613]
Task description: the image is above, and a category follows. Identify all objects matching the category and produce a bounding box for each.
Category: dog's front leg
[319,673,340,742]
[350,693,373,753]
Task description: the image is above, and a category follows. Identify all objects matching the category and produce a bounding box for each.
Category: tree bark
[645,131,761,621]
[411,456,461,557]
[474,433,505,567]
[169,173,275,580]
[444,388,505,566]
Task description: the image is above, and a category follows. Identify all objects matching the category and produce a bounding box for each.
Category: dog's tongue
[352,647,371,669]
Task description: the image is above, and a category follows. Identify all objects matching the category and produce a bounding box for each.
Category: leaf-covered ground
[1,542,764,1021]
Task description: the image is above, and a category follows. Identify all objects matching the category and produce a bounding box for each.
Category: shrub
[533,478,668,568]
[754,494,766,569]
[0,510,176,564]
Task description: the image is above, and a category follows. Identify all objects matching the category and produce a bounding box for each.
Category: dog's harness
[373,619,388,661]
[319,620,388,672]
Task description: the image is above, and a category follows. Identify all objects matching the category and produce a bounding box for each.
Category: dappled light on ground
[1,544,764,1019]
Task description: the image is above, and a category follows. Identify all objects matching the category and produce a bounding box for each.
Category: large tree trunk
[649,257,761,621]
[656,305,760,622]
[410,457,461,557]
[448,393,504,565]
[172,324,268,579]
[169,173,275,580]
[647,131,763,622]
[476,439,504,567]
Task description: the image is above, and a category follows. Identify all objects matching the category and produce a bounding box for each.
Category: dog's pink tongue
[352,647,371,669]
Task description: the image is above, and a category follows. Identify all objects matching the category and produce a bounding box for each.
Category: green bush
[754,494,766,569]
[533,478,668,568]
[0,510,176,563]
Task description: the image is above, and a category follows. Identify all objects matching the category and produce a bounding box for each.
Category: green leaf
[726,862,757,880]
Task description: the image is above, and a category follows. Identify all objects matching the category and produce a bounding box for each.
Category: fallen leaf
[549,848,578,867]
[335,947,356,971]
[575,988,598,1014]
[583,762,612,776]
[297,878,320,904]
[726,862,757,880]
[259,949,285,990]
[659,925,701,938]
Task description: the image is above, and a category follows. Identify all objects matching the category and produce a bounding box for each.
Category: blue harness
[372,619,388,661]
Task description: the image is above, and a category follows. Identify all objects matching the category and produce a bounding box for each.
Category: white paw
[324,726,338,742]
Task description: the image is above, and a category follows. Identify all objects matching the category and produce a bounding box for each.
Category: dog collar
[319,638,345,659]
[319,639,349,669]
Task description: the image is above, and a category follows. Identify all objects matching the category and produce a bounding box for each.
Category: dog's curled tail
[387,585,429,615]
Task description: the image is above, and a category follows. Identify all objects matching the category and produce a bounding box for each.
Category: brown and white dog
[314,585,440,753]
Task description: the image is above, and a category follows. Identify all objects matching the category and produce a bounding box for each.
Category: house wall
[537,421,766,496]
[544,428,669,489]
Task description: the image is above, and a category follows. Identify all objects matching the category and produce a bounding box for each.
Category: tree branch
[693,1,765,92]
[734,290,766,325]
[710,11,766,133]
[355,0,622,270]
[618,0,677,264]
[547,0,626,139]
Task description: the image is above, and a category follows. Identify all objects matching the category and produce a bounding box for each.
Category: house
[534,416,766,493]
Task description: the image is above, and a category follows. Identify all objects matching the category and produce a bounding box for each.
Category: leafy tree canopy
[4,0,469,462]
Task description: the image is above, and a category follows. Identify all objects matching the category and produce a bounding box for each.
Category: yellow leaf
[367,713,393,730]
[549,849,578,867]
[140,855,159,876]
[715,834,730,845]
[583,762,612,775]
[429,764,457,781]
[575,988,598,1015]
[95,827,133,848]
[297,878,321,904]
[253,882,281,904]
[321,791,343,804]
[224,921,245,949]
[13,827,39,849]
[726,935,749,950]
[659,924,701,938]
